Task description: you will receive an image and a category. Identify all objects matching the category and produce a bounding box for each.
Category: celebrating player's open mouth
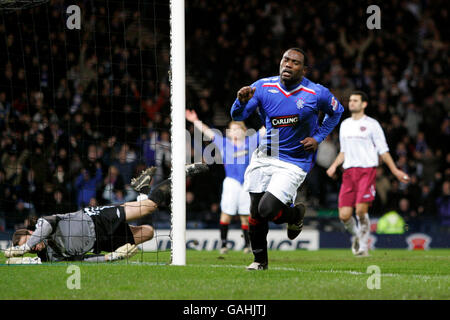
[281,69,292,79]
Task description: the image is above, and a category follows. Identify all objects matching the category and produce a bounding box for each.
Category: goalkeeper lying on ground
[4,163,208,263]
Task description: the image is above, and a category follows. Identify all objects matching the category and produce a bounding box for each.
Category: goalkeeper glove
[105,243,138,262]
[6,257,42,264]
[4,244,31,258]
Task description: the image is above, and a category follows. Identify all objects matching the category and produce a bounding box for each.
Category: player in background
[326,91,410,256]
[231,48,344,270]
[186,109,265,254]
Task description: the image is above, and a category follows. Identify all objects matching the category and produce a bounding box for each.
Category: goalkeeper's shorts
[89,206,136,254]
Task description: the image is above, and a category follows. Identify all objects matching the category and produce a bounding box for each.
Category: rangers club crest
[406,233,432,250]
[296,98,304,109]
[360,126,366,132]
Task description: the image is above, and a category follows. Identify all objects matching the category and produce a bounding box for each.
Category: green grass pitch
[1,249,449,300]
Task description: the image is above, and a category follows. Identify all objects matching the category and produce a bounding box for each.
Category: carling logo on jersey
[271,115,299,128]
[406,233,432,250]
[331,96,338,111]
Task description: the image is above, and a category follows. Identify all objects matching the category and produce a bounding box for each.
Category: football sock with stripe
[242,224,250,247]
[220,222,229,248]
[248,217,269,263]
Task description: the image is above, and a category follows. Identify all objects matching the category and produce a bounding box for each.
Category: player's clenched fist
[237,86,256,104]
[300,137,318,152]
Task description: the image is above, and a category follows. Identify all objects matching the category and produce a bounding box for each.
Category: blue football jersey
[231,76,343,172]
[213,131,260,184]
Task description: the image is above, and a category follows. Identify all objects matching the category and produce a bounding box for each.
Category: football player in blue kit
[186,109,265,254]
[231,48,344,270]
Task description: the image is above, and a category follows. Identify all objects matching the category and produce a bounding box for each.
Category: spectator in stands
[375,167,391,208]
[307,134,338,208]
[397,197,420,232]
[75,162,103,209]
[154,131,171,183]
[436,181,450,233]
[112,144,137,186]
[420,149,440,185]
[5,200,31,230]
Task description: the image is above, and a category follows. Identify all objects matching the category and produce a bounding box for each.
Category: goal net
[0,0,184,264]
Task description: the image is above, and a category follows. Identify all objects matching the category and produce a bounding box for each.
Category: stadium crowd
[0,0,449,234]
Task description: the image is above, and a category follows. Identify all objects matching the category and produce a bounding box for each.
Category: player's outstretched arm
[4,243,31,258]
[28,218,54,246]
[380,152,410,183]
[105,243,138,261]
[327,152,345,178]
[186,109,215,140]
[80,244,139,263]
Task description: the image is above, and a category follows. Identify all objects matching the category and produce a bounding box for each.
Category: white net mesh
[0,0,172,264]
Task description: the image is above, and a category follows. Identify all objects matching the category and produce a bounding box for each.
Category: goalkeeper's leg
[144,162,210,207]
[129,225,154,244]
[124,163,209,221]
[130,162,210,209]
[121,199,158,222]
[124,177,171,219]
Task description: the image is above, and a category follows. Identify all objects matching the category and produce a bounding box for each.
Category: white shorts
[243,150,307,205]
[220,177,250,216]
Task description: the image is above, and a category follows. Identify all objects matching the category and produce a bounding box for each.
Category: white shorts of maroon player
[338,167,377,207]
[220,177,250,215]
[243,150,307,205]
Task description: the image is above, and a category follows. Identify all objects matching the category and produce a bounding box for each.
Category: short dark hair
[350,91,369,103]
[287,48,308,67]
[12,228,30,246]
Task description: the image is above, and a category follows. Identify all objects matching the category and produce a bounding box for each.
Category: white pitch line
[209,264,371,276]
[131,262,449,280]
[201,264,448,280]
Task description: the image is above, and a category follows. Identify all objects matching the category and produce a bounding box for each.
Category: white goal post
[170,0,186,265]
